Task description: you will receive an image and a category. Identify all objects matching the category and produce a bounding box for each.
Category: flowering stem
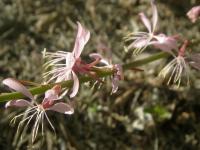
[0,52,169,102]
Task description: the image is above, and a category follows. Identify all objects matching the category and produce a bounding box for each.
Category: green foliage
[145,105,172,122]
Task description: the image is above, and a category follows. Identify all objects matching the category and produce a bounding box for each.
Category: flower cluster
[1,0,199,145]
[3,22,124,142]
[125,0,200,87]
[43,22,123,97]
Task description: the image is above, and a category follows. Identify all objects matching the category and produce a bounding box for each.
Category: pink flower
[44,22,101,98]
[187,6,200,23]
[3,78,74,142]
[159,41,190,86]
[125,0,177,54]
[150,34,178,52]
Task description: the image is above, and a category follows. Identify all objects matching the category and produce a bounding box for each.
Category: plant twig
[0,52,169,102]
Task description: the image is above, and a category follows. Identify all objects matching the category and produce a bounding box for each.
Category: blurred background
[0,0,200,149]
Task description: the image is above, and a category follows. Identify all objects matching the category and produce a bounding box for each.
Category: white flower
[43,22,90,97]
[159,41,190,87]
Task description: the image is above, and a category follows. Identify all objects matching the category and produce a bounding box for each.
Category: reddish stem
[179,40,189,57]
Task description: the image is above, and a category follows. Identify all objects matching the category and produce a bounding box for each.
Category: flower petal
[139,13,152,33]
[151,0,158,32]
[70,71,79,98]
[65,53,76,69]
[2,78,34,100]
[115,64,124,80]
[48,102,74,114]
[44,89,59,100]
[73,22,90,59]
[44,85,61,102]
[55,69,72,83]
[152,34,178,51]
[111,76,119,94]
[151,42,172,52]
[42,85,62,109]
[5,99,32,108]
[111,64,124,94]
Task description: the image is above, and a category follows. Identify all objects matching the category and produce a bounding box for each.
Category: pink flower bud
[187,6,200,23]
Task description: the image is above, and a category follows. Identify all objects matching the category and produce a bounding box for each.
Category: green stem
[0,52,169,102]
